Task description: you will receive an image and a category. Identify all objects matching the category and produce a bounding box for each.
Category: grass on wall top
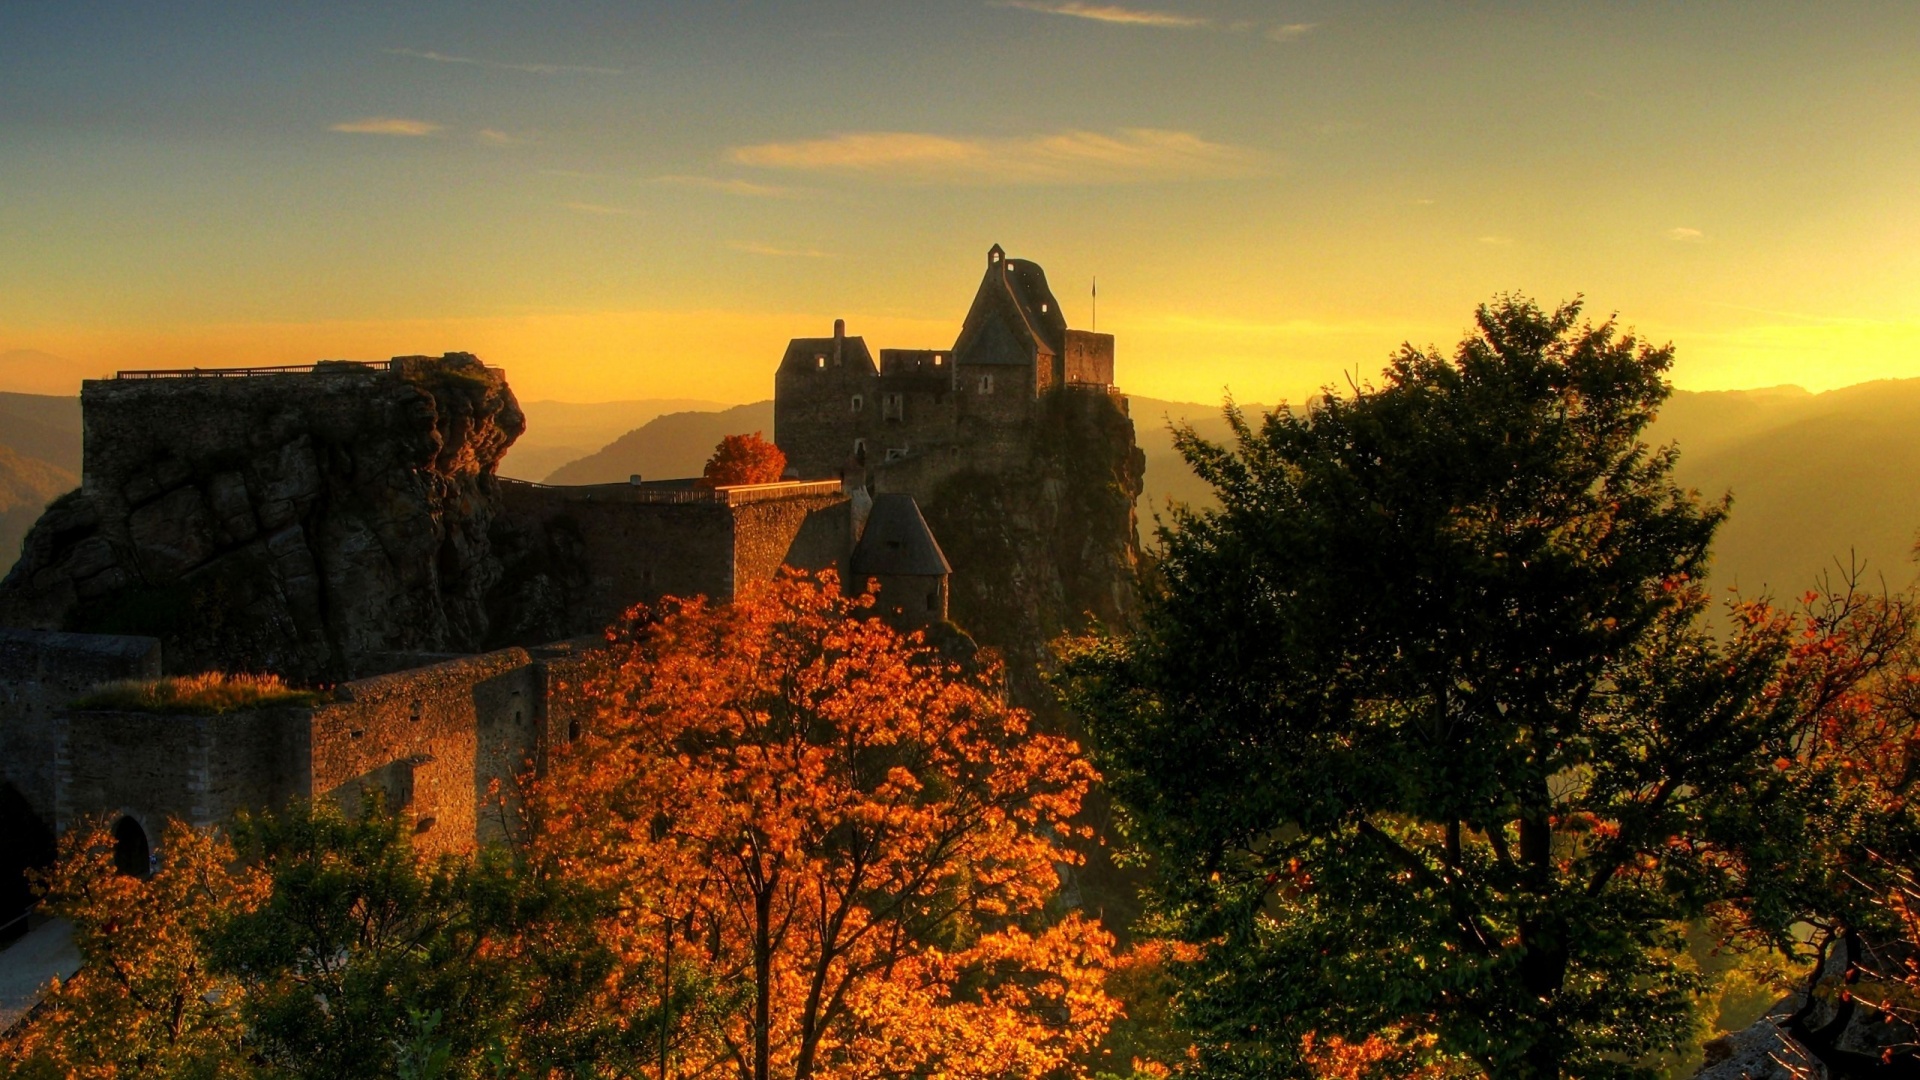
[73,672,321,715]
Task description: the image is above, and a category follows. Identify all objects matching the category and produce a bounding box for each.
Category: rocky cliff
[899,388,1146,708]
[0,355,524,680]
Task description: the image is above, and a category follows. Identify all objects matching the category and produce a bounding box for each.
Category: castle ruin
[0,243,1140,942]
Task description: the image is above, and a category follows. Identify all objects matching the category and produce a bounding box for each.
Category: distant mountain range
[3,380,1917,605]
[0,393,82,569]
[541,402,775,486]
[503,398,731,482]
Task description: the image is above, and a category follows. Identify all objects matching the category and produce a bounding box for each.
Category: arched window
[977,374,994,394]
[853,439,867,465]
[112,815,150,878]
[851,394,864,412]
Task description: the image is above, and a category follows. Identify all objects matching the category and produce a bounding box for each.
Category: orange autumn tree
[532,571,1118,1080]
[1,821,263,1079]
[700,432,787,488]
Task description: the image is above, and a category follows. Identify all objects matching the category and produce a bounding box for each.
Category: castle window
[853,439,867,465]
[978,373,994,393]
[882,392,904,421]
[933,355,943,366]
[886,447,907,462]
[815,355,826,369]
[851,394,864,413]
[1040,303,1048,313]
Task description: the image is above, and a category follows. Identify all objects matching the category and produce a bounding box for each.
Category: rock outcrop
[904,388,1145,708]
[0,355,525,681]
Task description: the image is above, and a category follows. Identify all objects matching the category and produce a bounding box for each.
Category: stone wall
[730,490,851,591]
[1062,331,1114,387]
[496,480,851,636]
[30,641,550,861]
[307,648,539,854]
[0,628,161,827]
[60,707,305,842]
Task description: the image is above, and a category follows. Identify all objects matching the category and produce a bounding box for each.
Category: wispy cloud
[653,175,802,199]
[477,129,533,147]
[731,128,1261,185]
[1668,226,1706,242]
[993,2,1316,42]
[730,241,834,258]
[386,47,623,76]
[562,201,637,216]
[330,117,441,136]
[991,1,1208,28]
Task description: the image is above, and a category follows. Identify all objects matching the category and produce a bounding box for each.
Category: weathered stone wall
[495,481,851,637]
[41,642,567,860]
[308,648,538,854]
[0,355,525,681]
[0,628,161,827]
[0,627,161,931]
[730,492,850,591]
[775,335,881,480]
[60,708,306,840]
[1062,331,1114,387]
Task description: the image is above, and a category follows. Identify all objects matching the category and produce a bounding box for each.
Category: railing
[0,903,37,939]
[500,477,844,506]
[114,360,393,379]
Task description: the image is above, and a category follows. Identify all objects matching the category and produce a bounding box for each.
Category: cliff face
[0,355,525,681]
[905,389,1145,706]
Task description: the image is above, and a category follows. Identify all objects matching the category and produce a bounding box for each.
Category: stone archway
[112,815,151,878]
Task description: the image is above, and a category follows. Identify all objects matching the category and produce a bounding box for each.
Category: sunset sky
[3,1,1918,406]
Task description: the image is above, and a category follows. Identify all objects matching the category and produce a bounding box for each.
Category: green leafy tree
[1060,296,1920,1079]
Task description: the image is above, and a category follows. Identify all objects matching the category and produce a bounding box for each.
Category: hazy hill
[543,402,776,485]
[0,392,83,474]
[1135,385,1920,602]
[502,398,730,481]
[0,444,77,572]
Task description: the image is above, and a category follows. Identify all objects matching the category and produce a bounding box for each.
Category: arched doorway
[0,783,55,943]
[112,815,150,878]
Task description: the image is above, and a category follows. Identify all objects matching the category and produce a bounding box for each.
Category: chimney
[833,318,845,365]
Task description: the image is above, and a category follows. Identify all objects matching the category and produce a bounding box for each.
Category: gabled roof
[778,335,877,377]
[850,494,952,578]
[950,244,1069,366]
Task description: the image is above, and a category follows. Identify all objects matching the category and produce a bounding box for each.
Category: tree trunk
[1514,808,1566,1080]
[754,885,772,1080]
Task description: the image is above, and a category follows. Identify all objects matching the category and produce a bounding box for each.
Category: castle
[775,244,1115,488]
[0,244,1138,951]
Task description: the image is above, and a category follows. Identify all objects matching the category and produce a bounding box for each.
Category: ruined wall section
[0,628,161,827]
[729,490,851,591]
[309,648,538,854]
[0,355,526,681]
[60,707,305,842]
[493,481,851,641]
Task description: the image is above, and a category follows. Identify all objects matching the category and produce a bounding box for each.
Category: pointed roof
[849,494,952,577]
[951,244,1069,365]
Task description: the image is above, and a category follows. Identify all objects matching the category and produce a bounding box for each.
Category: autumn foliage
[700,431,787,488]
[532,571,1117,1080]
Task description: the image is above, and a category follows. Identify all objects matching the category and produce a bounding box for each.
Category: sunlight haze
[4,1,1918,405]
